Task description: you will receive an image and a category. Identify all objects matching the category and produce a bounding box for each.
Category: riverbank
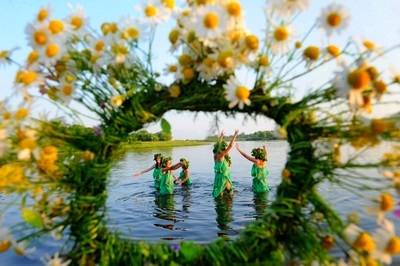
[122,140,211,150]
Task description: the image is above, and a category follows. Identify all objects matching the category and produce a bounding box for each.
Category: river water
[2,140,400,265]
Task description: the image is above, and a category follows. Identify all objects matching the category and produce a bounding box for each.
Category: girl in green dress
[236,143,269,193]
[212,129,239,198]
[159,157,177,195]
[134,153,164,191]
[163,158,192,186]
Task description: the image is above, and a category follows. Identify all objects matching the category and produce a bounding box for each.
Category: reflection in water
[214,196,234,231]
[154,194,176,230]
[253,192,268,219]
[180,187,192,213]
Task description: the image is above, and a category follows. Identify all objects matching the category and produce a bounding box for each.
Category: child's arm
[222,129,239,155]
[163,161,182,171]
[236,143,256,163]
[133,164,155,177]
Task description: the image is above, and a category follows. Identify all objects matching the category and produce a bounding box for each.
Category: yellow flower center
[109,23,118,34]
[16,108,29,120]
[49,20,64,34]
[182,67,195,80]
[19,138,36,150]
[386,236,400,254]
[62,85,73,96]
[95,41,105,52]
[370,119,388,134]
[363,40,375,50]
[245,35,259,50]
[303,46,320,60]
[71,17,83,30]
[55,61,66,73]
[34,31,47,45]
[37,9,48,22]
[228,31,243,44]
[235,85,250,100]
[145,6,157,17]
[168,65,178,73]
[327,45,340,57]
[178,54,192,66]
[0,50,7,59]
[169,29,179,44]
[46,44,59,57]
[326,12,341,27]
[366,66,378,80]
[162,0,175,9]
[295,41,302,49]
[347,69,371,90]
[380,193,394,211]
[282,168,291,179]
[43,145,58,155]
[274,27,289,41]
[14,246,25,255]
[203,13,219,29]
[27,50,40,64]
[196,0,214,5]
[373,80,387,94]
[203,57,215,68]
[3,112,11,120]
[169,85,181,98]
[0,241,11,252]
[258,55,269,67]
[101,23,110,35]
[21,71,38,85]
[125,28,139,39]
[352,232,375,251]
[83,150,95,162]
[186,31,196,43]
[227,2,241,17]
[217,50,234,68]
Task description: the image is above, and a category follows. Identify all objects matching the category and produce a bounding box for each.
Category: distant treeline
[128,130,172,142]
[205,131,282,141]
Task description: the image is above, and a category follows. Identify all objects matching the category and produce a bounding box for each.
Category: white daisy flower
[55,79,76,106]
[332,66,371,110]
[192,4,228,47]
[223,0,245,29]
[0,226,13,252]
[15,70,45,93]
[302,45,320,69]
[136,0,172,25]
[38,42,67,67]
[364,193,395,224]
[35,3,53,23]
[110,95,125,107]
[223,75,251,109]
[0,47,19,67]
[101,22,121,44]
[25,22,52,49]
[317,3,350,36]
[265,0,310,18]
[120,16,149,42]
[371,219,400,265]
[41,252,71,266]
[47,19,73,43]
[343,223,376,252]
[12,240,36,257]
[196,56,220,81]
[66,4,89,37]
[163,63,179,76]
[266,23,295,55]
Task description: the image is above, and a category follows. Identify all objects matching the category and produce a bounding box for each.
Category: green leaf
[21,208,42,228]
[180,241,202,262]
[161,118,171,134]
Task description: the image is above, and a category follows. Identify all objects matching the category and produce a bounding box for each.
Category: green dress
[179,170,192,186]
[251,164,269,193]
[153,168,162,190]
[212,159,233,197]
[160,171,174,195]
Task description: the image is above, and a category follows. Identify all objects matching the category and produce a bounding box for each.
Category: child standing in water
[236,143,269,193]
[134,153,164,191]
[160,157,177,195]
[163,158,192,186]
[212,129,239,197]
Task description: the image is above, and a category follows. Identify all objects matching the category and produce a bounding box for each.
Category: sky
[1,0,399,139]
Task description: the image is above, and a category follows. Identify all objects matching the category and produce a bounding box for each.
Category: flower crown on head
[154,153,163,160]
[251,148,267,161]
[213,141,228,153]
[180,158,190,169]
[162,156,172,167]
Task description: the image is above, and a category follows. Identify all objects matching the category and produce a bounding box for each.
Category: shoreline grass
[121,140,211,150]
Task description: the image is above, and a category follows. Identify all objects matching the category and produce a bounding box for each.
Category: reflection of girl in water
[236,143,269,193]
[253,192,268,219]
[134,153,164,191]
[212,129,239,198]
[214,196,233,231]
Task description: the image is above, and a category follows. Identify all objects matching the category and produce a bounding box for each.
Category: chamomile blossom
[55,78,76,106]
[66,4,89,37]
[35,3,53,23]
[266,0,310,18]
[12,240,36,257]
[223,0,245,29]
[332,66,371,110]
[41,252,71,266]
[364,193,395,224]
[223,75,251,109]
[192,4,229,47]
[38,42,67,67]
[120,16,148,42]
[302,45,320,69]
[266,23,295,55]
[25,22,52,49]
[110,95,125,107]
[47,19,72,43]
[371,219,400,265]
[343,223,376,252]
[196,56,220,81]
[317,3,350,37]
[136,0,172,25]
[0,47,19,67]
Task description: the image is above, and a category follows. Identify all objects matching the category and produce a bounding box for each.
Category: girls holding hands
[134,153,164,191]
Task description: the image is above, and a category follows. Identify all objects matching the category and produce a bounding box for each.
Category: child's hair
[162,156,172,167]
[225,154,232,166]
[154,153,163,168]
[180,158,190,169]
[213,141,228,153]
[251,148,267,161]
